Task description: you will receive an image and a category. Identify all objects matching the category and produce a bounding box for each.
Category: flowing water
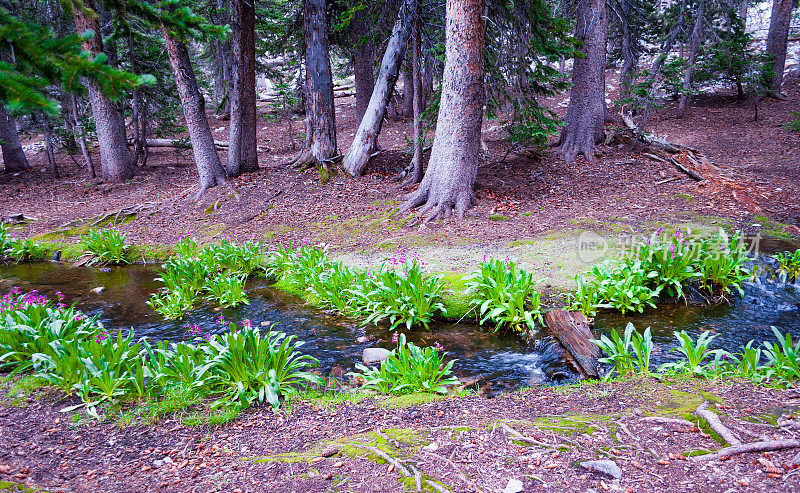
[1,244,798,393]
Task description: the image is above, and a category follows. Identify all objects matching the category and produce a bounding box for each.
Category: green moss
[272,276,305,298]
[127,244,173,262]
[0,480,40,492]
[753,215,797,240]
[4,375,50,407]
[438,273,474,321]
[291,389,370,409]
[376,392,446,409]
[182,406,240,426]
[489,215,509,222]
[675,193,695,202]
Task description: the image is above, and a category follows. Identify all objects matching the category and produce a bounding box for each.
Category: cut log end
[544,310,600,379]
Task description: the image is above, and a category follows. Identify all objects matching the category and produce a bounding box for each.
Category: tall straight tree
[555,0,608,163]
[162,27,227,196]
[0,105,29,172]
[72,0,137,182]
[343,0,415,177]
[400,0,485,220]
[227,0,258,176]
[351,8,375,126]
[290,0,338,169]
[677,0,704,118]
[763,0,796,97]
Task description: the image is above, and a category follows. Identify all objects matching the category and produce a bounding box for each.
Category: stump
[543,310,600,379]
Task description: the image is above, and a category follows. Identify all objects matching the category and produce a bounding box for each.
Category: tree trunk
[555,0,608,163]
[406,0,424,185]
[69,94,95,178]
[618,0,639,99]
[42,115,59,179]
[343,0,415,177]
[0,104,29,173]
[677,0,704,118]
[162,28,228,195]
[294,0,338,167]
[351,11,375,126]
[402,57,414,117]
[399,0,485,220]
[764,0,794,96]
[72,0,136,183]
[227,0,259,177]
[214,0,233,115]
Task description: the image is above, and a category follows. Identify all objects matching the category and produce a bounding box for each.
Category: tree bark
[42,115,59,179]
[618,0,639,99]
[0,104,29,173]
[162,28,228,195]
[227,0,259,177]
[351,11,375,126]
[406,0,424,185]
[402,57,414,117]
[764,0,794,96]
[677,0,705,118]
[213,0,233,115]
[69,94,95,178]
[72,0,136,183]
[556,0,608,163]
[399,0,485,220]
[294,0,338,167]
[343,0,415,177]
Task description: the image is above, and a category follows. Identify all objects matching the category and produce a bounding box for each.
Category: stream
[1,246,798,394]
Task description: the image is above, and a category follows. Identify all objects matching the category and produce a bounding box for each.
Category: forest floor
[1,375,799,492]
[1,75,800,492]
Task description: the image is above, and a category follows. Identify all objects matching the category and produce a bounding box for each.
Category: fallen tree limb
[696,401,742,447]
[351,444,446,492]
[669,155,705,181]
[500,422,569,449]
[127,138,228,150]
[639,416,695,427]
[690,439,800,462]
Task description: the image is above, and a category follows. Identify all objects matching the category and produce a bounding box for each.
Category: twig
[639,416,695,427]
[351,444,411,476]
[654,176,681,185]
[696,401,742,447]
[499,422,568,449]
[669,156,705,182]
[690,439,800,462]
[421,451,470,484]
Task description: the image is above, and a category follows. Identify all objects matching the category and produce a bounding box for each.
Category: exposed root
[499,422,571,449]
[400,185,475,223]
[350,444,446,492]
[696,401,742,447]
[690,439,800,462]
[554,132,599,164]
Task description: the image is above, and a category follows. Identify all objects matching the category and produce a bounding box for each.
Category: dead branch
[696,401,742,447]
[351,444,411,476]
[690,439,800,462]
[499,422,568,449]
[421,451,470,484]
[639,416,695,427]
[654,176,681,185]
[670,155,705,181]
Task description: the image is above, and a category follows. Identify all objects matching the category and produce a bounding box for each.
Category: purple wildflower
[391,332,399,344]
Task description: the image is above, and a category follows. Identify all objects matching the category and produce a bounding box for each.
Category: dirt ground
[1,376,799,492]
[1,73,800,492]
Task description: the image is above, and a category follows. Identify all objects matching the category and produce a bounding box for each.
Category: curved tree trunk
[292,0,337,168]
[406,0,424,185]
[764,0,794,96]
[72,1,136,183]
[555,0,608,163]
[351,11,374,126]
[227,0,259,177]
[677,0,705,118]
[343,0,414,177]
[162,28,227,196]
[0,105,29,173]
[400,0,485,221]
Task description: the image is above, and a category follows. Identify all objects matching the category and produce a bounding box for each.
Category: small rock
[422,442,439,451]
[163,456,173,464]
[91,286,105,294]
[362,347,391,365]
[333,461,344,468]
[99,267,111,273]
[152,460,164,468]
[580,460,622,480]
[260,321,271,327]
[320,445,339,457]
[51,250,61,261]
[356,335,371,343]
[503,478,524,493]
[0,464,10,473]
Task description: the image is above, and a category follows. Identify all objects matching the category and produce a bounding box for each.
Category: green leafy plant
[773,249,800,282]
[350,333,459,395]
[589,260,661,314]
[194,324,319,409]
[350,256,446,330]
[204,272,249,308]
[565,274,607,317]
[80,229,130,265]
[787,112,800,133]
[201,238,264,275]
[763,327,800,384]
[6,237,47,262]
[591,323,653,379]
[634,230,700,298]
[659,330,725,375]
[466,257,543,334]
[695,229,751,296]
[146,289,195,321]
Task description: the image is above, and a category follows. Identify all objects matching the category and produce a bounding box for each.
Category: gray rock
[162,456,173,464]
[503,478,524,493]
[91,286,105,294]
[362,347,391,365]
[152,460,164,468]
[580,460,622,480]
[320,445,339,457]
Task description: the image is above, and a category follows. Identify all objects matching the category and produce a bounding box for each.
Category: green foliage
[6,237,48,262]
[787,112,800,133]
[350,333,459,395]
[588,260,661,314]
[565,274,605,317]
[194,325,320,410]
[694,229,751,296]
[659,330,725,376]
[635,230,700,298]
[773,249,800,282]
[204,272,249,308]
[80,229,130,265]
[591,323,653,379]
[762,327,800,384]
[465,257,544,335]
[350,257,447,330]
[267,243,447,331]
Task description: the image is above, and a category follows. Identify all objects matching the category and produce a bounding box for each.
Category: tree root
[499,422,571,449]
[639,416,695,427]
[350,444,446,493]
[690,439,800,462]
[399,185,475,223]
[696,401,742,447]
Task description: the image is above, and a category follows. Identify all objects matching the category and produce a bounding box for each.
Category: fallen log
[127,138,229,150]
[690,439,800,462]
[543,310,600,379]
[696,401,742,447]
